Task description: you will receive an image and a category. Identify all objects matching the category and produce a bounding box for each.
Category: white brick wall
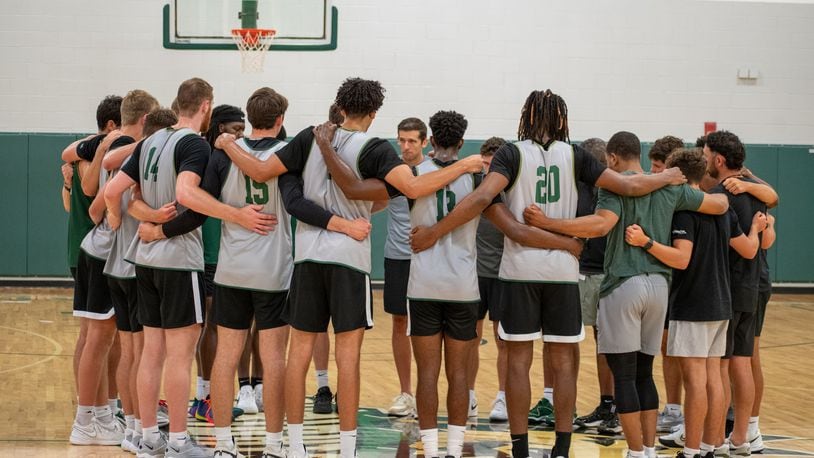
[0,0,812,144]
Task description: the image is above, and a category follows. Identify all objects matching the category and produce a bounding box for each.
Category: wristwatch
[643,238,654,251]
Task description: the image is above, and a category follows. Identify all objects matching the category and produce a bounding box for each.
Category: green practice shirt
[202,217,221,265]
[597,175,704,297]
[67,163,94,268]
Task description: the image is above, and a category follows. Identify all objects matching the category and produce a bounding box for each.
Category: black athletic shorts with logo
[383,258,410,316]
[725,310,756,358]
[497,281,583,342]
[203,263,217,298]
[135,266,205,329]
[73,251,114,320]
[284,262,373,333]
[755,289,771,337]
[214,285,288,330]
[478,276,503,321]
[108,277,141,332]
[407,300,479,341]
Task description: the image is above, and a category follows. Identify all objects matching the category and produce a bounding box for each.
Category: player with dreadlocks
[410,88,687,458]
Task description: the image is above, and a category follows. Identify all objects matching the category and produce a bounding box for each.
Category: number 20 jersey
[215,138,292,292]
[499,140,579,283]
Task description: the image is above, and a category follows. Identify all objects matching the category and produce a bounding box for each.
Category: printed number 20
[535,165,560,204]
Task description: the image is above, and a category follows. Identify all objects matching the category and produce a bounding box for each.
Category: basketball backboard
[163,0,337,51]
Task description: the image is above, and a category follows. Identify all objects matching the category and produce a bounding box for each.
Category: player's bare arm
[484,202,583,258]
[625,223,692,269]
[385,155,482,200]
[523,205,620,239]
[102,142,138,171]
[217,133,288,182]
[695,193,730,215]
[103,167,137,230]
[313,122,390,201]
[175,170,277,236]
[61,162,72,213]
[761,214,776,249]
[409,172,507,252]
[88,182,108,225]
[595,166,686,196]
[81,130,122,197]
[723,176,779,208]
[729,211,768,259]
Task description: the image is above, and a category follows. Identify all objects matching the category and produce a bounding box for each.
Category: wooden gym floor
[0,287,812,457]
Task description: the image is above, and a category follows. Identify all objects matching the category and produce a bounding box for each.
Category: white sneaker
[236,385,259,414]
[387,392,416,417]
[287,445,310,458]
[167,436,215,457]
[122,430,140,453]
[729,439,751,457]
[468,392,478,418]
[157,402,170,427]
[489,396,508,421]
[714,440,731,457]
[214,441,245,457]
[70,418,125,445]
[138,434,168,457]
[254,384,264,413]
[658,422,685,448]
[657,407,684,432]
[261,447,289,457]
[748,429,765,453]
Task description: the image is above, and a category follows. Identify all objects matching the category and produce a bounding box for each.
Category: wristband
[643,238,654,251]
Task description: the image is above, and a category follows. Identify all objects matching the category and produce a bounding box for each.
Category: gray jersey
[104,170,138,279]
[79,167,114,260]
[385,157,429,260]
[214,138,292,292]
[295,128,375,274]
[135,128,204,271]
[476,216,504,278]
[499,140,579,283]
[407,160,479,302]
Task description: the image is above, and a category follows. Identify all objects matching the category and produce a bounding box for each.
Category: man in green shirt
[523,131,728,458]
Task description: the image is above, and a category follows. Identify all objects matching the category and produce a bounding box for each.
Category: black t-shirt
[669,209,743,321]
[120,132,210,183]
[710,178,767,297]
[275,127,404,199]
[577,181,606,274]
[76,134,106,161]
[758,249,771,292]
[488,141,607,190]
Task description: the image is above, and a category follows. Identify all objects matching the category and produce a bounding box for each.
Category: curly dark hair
[649,135,684,162]
[428,111,468,149]
[518,89,569,144]
[328,103,344,125]
[695,135,706,148]
[334,77,385,118]
[666,147,707,184]
[480,137,506,156]
[705,130,745,170]
[143,108,178,138]
[607,131,641,161]
[96,95,123,130]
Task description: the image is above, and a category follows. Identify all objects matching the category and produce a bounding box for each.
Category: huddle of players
[62,77,777,458]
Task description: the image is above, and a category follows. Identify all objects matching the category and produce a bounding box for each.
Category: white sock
[125,415,135,432]
[134,419,143,434]
[749,416,760,435]
[265,431,284,452]
[628,449,645,457]
[169,431,188,448]
[666,403,681,415]
[420,428,439,458]
[469,389,477,402]
[339,429,357,458]
[446,424,466,457]
[196,376,205,399]
[288,423,305,454]
[683,447,700,456]
[496,390,506,400]
[75,405,94,426]
[143,425,160,444]
[108,399,119,413]
[644,445,656,457]
[701,442,715,453]
[214,426,233,449]
[203,379,211,398]
[316,370,329,389]
[543,387,554,404]
[94,405,114,424]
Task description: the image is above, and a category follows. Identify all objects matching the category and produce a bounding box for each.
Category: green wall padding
[0,134,29,275]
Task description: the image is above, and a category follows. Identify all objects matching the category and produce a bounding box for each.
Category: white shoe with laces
[387,392,416,417]
[468,392,478,418]
[489,396,508,421]
[236,385,259,414]
[254,383,264,413]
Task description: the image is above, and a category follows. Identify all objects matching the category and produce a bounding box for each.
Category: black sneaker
[597,412,622,435]
[313,386,333,414]
[574,404,612,428]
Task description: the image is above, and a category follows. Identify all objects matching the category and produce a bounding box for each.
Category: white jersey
[407,160,479,302]
[499,140,579,283]
[79,167,114,260]
[214,138,292,292]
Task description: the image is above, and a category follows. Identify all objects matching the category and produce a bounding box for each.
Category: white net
[231,29,276,73]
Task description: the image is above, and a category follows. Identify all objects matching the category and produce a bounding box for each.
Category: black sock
[251,377,263,387]
[510,433,529,458]
[600,395,614,410]
[551,431,572,456]
[238,377,251,388]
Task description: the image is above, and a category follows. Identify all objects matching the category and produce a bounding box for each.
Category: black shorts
[135,266,205,329]
[214,285,288,331]
[383,258,410,316]
[725,310,756,358]
[755,289,770,337]
[497,281,583,342]
[284,262,373,333]
[408,300,479,341]
[203,263,217,298]
[73,251,114,320]
[731,286,759,314]
[478,276,503,321]
[108,277,142,332]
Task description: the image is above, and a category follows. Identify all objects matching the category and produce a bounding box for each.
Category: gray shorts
[667,320,728,358]
[597,274,668,355]
[579,273,604,327]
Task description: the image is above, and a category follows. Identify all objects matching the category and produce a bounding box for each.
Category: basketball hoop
[231,28,276,73]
